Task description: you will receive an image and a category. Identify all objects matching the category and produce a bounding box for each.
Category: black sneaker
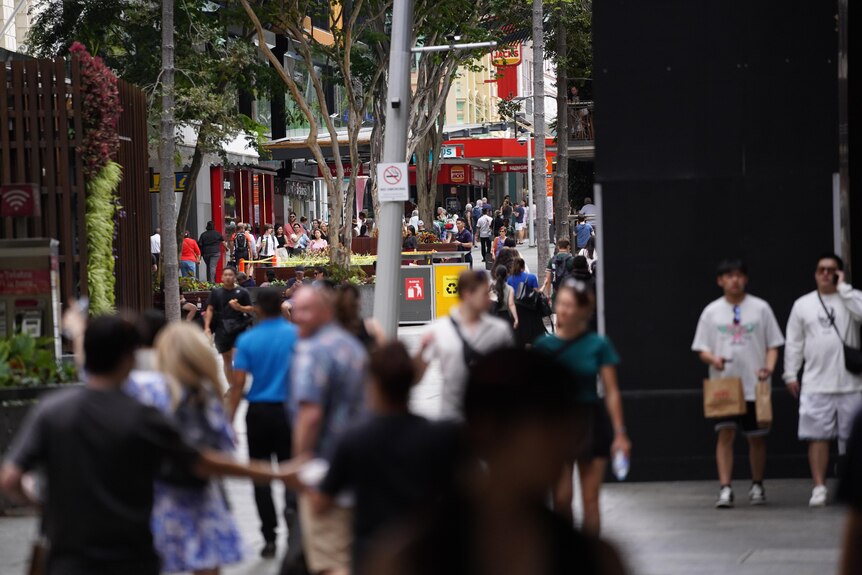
[261,542,277,559]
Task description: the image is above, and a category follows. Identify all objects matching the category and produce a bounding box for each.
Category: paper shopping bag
[703,378,746,419]
[755,380,773,428]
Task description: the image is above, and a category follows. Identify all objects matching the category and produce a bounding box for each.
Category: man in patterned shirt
[289,284,369,575]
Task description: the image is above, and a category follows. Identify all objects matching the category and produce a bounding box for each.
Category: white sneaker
[716,486,734,509]
[749,483,766,506]
[809,485,828,507]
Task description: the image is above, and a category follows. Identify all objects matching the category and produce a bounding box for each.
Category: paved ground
[0,243,849,574]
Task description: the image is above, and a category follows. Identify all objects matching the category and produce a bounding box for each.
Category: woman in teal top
[534,278,631,536]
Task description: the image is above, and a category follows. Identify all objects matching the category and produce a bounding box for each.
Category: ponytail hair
[494,265,508,305]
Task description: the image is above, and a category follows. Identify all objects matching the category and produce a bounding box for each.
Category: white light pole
[373,0,414,338]
[374,16,497,337]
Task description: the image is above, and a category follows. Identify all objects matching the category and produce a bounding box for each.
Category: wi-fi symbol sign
[0,184,39,217]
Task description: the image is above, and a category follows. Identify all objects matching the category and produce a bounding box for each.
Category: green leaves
[0,335,77,388]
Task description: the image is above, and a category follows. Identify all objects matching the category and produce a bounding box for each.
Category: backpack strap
[450,317,480,367]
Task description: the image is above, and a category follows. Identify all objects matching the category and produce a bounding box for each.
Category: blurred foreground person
[334,283,385,352]
[149,323,244,574]
[310,341,462,574]
[367,348,626,575]
[0,316,293,575]
[290,285,369,575]
[231,288,300,559]
[535,280,630,535]
[839,410,862,574]
[416,270,513,420]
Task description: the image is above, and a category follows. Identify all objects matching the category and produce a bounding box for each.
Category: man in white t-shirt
[784,253,862,507]
[475,208,494,264]
[415,270,514,420]
[692,259,784,509]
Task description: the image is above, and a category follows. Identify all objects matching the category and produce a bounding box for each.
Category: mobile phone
[834,274,840,286]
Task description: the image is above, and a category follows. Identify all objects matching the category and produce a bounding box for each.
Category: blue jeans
[179,260,196,277]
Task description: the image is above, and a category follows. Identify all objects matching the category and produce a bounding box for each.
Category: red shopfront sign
[492,164,530,173]
[0,269,51,295]
[493,43,522,100]
[437,165,489,188]
[318,163,369,178]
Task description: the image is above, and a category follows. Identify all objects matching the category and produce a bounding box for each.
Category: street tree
[160,0,180,321]
[239,0,392,268]
[28,0,273,258]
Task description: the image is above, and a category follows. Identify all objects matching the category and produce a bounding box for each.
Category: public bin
[399,265,434,324]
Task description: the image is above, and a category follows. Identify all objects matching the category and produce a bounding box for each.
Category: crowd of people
[150,213,346,284]
[1,255,635,575]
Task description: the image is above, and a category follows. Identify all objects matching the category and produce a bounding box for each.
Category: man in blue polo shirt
[230,288,299,559]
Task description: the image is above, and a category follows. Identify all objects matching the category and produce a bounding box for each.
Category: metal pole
[527,133,535,247]
[412,41,497,53]
[373,0,414,338]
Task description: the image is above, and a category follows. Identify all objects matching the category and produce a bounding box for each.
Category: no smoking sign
[377,162,409,202]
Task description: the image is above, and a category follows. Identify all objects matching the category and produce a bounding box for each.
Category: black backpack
[551,253,575,290]
[234,232,248,254]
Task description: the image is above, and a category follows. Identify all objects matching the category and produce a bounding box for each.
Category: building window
[456,100,465,112]
[456,113,465,123]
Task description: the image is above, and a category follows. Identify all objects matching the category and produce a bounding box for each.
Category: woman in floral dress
[129,322,244,574]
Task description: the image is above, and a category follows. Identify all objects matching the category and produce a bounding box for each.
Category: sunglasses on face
[817,266,838,274]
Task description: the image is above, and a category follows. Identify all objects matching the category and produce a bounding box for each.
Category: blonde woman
[150,323,244,575]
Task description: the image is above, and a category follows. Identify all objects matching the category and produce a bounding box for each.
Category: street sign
[377,162,409,201]
[0,184,40,217]
[405,277,425,301]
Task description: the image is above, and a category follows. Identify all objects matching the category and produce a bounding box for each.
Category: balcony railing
[567,101,594,142]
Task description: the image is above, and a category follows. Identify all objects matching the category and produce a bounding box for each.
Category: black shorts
[579,405,613,461]
[714,401,770,437]
[214,330,240,354]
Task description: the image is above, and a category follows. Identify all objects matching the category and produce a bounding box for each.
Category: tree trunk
[415,133,436,224]
[175,136,205,254]
[553,5,571,245]
[160,0,180,321]
[532,0,550,267]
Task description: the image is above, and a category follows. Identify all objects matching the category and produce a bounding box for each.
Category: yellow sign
[443,275,459,298]
[433,263,469,318]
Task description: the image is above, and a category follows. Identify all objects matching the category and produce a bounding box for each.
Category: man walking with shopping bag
[784,253,862,507]
[692,260,784,508]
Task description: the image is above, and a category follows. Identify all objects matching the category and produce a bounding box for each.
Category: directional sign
[377,162,409,201]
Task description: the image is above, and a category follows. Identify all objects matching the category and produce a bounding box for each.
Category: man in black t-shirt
[204,266,254,383]
[310,341,462,574]
[0,316,289,575]
[451,219,474,269]
[839,410,862,574]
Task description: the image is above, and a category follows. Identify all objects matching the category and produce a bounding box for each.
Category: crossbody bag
[817,292,862,375]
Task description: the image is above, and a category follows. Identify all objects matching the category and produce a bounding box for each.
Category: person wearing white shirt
[415,270,514,420]
[150,228,161,270]
[784,253,862,507]
[256,224,277,265]
[692,259,784,509]
[409,210,419,233]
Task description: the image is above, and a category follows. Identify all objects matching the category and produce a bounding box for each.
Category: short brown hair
[370,341,415,404]
[457,270,488,299]
[557,238,571,250]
